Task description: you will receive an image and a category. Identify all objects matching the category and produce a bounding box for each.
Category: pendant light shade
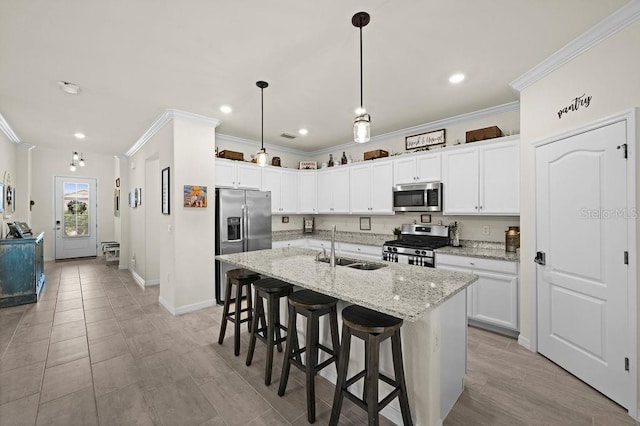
[256,81,269,167]
[352,12,371,143]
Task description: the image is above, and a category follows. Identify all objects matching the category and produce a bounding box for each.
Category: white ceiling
[0,1,627,156]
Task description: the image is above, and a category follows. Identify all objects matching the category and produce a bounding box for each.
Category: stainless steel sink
[317,257,387,270]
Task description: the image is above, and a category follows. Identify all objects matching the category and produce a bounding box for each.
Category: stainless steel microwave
[393,182,443,212]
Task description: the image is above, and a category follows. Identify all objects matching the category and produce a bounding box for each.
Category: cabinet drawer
[436,253,517,275]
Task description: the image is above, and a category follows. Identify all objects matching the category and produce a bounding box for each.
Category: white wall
[519,19,640,407]
[30,146,116,261]
[145,157,160,283]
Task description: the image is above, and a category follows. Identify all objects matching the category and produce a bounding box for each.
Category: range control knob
[415,250,420,255]
[392,247,398,253]
[422,251,427,255]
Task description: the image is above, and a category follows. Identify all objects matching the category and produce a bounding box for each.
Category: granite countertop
[435,246,519,262]
[216,247,478,321]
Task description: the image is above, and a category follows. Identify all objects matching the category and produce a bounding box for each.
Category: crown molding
[125,109,221,158]
[0,111,20,144]
[510,0,640,93]
[308,101,520,156]
[17,142,35,150]
[216,133,309,157]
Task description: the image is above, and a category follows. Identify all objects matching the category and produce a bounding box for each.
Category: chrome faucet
[330,225,336,267]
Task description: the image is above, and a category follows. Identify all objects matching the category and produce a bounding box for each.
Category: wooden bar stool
[329,305,413,426]
[278,289,341,423]
[217,268,260,356]
[246,277,294,385]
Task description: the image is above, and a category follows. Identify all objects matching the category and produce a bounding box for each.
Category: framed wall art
[405,129,446,150]
[114,189,120,216]
[161,167,170,215]
[359,217,371,231]
[184,185,207,208]
[0,182,4,213]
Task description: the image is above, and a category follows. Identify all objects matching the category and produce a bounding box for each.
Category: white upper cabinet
[215,158,261,189]
[261,167,298,214]
[393,152,441,185]
[298,172,317,214]
[350,161,393,214]
[442,139,519,215]
[317,167,350,214]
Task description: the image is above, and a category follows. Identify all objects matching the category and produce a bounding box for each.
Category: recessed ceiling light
[449,73,465,84]
[58,81,81,95]
[74,132,86,139]
[219,105,232,114]
[298,128,308,136]
[354,107,366,115]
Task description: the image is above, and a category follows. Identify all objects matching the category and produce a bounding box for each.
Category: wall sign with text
[405,129,446,150]
[558,93,592,119]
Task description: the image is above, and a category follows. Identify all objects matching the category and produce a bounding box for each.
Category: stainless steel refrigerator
[215,188,271,303]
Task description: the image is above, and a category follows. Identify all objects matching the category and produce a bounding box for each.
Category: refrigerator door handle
[242,204,248,252]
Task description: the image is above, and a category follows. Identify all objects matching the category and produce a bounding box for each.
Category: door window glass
[63,182,90,237]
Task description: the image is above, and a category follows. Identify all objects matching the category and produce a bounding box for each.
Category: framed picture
[184,185,207,208]
[420,214,431,223]
[129,191,136,208]
[114,189,120,217]
[137,188,142,206]
[0,182,4,213]
[281,216,289,223]
[405,129,446,150]
[161,167,170,215]
[115,178,120,188]
[359,217,371,231]
[299,161,317,170]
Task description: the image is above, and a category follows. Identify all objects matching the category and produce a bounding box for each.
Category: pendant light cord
[359,25,363,109]
[261,86,264,150]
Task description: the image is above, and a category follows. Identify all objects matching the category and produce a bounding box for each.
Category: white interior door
[54,176,98,259]
[535,120,631,409]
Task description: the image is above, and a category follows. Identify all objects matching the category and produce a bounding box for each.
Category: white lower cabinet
[436,253,519,334]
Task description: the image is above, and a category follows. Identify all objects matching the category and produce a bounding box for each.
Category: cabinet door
[298,172,317,214]
[236,163,261,189]
[442,147,479,214]
[393,156,417,184]
[470,270,518,330]
[280,170,298,213]
[331,167,350,213]
[416,153,441,182]
[316,170,333,213]
[261,168,282,213]
[215,159,236,187]
[480,140,519,214]
[370,162,393,213]
[349,164,371,213]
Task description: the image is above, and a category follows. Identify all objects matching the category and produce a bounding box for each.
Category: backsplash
[273,213,519,243]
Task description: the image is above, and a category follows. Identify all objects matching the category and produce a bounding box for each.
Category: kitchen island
[216,247,478,425]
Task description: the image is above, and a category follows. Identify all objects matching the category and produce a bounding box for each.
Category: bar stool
[217,268,260,356]
[246,277,294,385]
[329,305,413,426]
[278,289,341,423]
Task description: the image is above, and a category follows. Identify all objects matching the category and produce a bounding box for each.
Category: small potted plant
[393,227,401,240]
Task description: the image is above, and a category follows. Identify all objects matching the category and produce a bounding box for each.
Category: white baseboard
[118,264,128,270]
[518,334,531,351]
[158,296,215,316]
[145,279,159,286]
[130,269,145,289]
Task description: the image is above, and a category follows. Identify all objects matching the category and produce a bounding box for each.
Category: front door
[535,120,631,409]
[54,176,98,259]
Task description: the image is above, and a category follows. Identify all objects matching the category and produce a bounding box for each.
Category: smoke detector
[58,81,81,95]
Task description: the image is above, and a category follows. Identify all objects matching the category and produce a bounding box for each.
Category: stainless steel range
[382,224,449,267]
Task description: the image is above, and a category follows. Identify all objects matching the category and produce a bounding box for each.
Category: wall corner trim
[125,109,221,158]
[510,1,640,93]
[0,111,21,144]
[130,269,146,289]
[158,296,215,316]
[517,335,532,351]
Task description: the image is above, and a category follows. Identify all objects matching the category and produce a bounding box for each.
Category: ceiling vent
[280,133,297,139]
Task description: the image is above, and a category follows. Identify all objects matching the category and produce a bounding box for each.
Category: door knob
[534,251,546,265]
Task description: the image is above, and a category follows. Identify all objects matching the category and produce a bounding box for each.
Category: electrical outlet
[482,226,490,235]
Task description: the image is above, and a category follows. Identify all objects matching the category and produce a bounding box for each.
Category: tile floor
[0,258,637,425]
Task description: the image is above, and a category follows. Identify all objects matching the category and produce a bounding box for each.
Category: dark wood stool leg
[306,311,320,423]
[329,305,340,368]
[329,325,352,426]
[265,293,277,385]
[365,335,381,426]
[392,330,413,426]
[245,292,263,366]
[233,283,243,356]
[218,277,233,345]
[278,304,296,397]
[246,283,253,332]
[274,298,283,352]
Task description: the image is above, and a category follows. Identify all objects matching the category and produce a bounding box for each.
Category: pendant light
[256,81,269,167]
[352,12,371,143]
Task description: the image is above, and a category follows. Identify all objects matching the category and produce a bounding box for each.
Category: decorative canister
[271,157,281,167]
[505,226,520,253]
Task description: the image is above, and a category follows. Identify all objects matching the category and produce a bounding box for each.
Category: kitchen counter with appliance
[216,246,476,425]
[435,245,519,262]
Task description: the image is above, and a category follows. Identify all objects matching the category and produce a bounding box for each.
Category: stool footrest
[344,370,367,388]
[315,356,337,372]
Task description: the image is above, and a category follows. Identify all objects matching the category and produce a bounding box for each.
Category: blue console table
[0,232,45,307]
